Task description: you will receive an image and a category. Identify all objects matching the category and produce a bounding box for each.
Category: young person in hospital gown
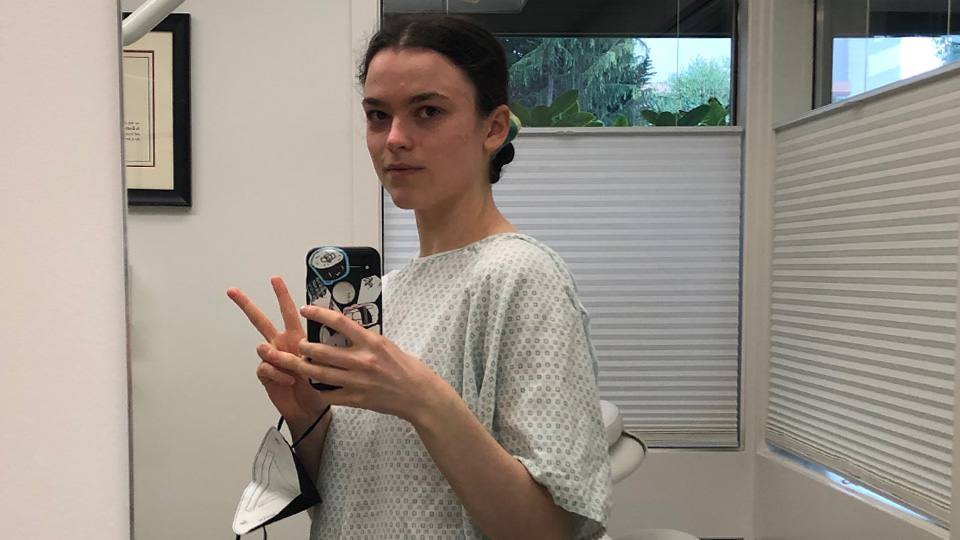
[228,14,612,540]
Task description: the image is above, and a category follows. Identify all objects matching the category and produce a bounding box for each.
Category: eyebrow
[361,92,451,107]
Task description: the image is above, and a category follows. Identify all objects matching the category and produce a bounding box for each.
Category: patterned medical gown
[309,233,612,540]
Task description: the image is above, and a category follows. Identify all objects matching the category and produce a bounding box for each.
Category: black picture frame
[122,12,191,206]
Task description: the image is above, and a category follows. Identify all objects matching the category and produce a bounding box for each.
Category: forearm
[411,379,574,540]
[287,409,334,518]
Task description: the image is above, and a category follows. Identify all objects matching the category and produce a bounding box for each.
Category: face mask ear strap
[291,406,332,448]
[235,524,268,540]
[275,405,333,449]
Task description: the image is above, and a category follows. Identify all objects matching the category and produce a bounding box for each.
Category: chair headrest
[600,400,623,448]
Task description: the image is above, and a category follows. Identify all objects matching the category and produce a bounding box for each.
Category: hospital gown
[309,232,612,540]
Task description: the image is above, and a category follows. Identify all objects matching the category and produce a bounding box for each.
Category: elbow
[544,508,575,540]
[513,507,574,540]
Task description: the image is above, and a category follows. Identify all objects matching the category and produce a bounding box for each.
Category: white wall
[121,1,378,539]
[0,1,131,540]
[608,451,753,538]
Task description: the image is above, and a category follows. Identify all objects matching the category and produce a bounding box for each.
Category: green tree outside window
[933,36,960,65]
[499,37,731,127]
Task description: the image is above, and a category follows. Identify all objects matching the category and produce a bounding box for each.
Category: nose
[385,117,412,151]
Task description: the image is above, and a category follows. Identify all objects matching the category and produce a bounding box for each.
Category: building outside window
[816,0,959,105]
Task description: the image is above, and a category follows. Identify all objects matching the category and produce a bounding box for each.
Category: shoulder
[470,233,576,292]
[381,268,399,291]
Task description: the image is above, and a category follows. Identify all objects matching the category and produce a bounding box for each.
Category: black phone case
[305,246,382,391]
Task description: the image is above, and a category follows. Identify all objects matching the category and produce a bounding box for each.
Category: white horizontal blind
[384,129,744,448]
[768,69,960,523]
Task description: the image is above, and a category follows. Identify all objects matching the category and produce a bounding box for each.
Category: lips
[385,163,424,179]
[386,164,422,172]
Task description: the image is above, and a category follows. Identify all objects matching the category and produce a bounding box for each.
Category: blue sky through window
[634,36,953,100]
[641,38,732,83]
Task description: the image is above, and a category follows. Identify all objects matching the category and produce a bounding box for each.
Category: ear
[482,104,512,155]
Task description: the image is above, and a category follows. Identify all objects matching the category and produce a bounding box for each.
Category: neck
[414,182,517,258]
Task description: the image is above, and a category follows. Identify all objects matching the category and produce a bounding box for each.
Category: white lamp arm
[121,0,186,46]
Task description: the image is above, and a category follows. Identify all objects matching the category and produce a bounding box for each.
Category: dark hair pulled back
[359,15,514,184]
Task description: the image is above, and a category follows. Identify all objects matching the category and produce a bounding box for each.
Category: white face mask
[233,417,323,538]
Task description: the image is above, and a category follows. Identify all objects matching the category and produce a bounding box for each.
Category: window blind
[383,128,744,448]
[768,67,960,524]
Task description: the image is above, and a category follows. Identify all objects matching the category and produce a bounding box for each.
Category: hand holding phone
[305,246,382,391]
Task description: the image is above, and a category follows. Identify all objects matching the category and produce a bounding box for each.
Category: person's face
[362,47,508,211]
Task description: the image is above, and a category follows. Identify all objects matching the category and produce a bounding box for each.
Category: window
[769,64,960,525]
[815,0,960,106]
[385,0,738,126]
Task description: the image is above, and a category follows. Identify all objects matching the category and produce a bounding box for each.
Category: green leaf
[585,121,604,127]
[530,105,554,127]
[553,111,595,126]
[677,104,710,126]
[640,109,660,125]
[701,97,729,126]
[613,115,629,127]
[509,100,533,127]
[548,89,579,118]
[656,111,678,126]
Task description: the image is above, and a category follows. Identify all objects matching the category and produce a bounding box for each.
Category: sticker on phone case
[307,278,332,309]
[357,275,382,304]
[309,247,349,285]
[320,326,350,348]
[332,281,357,305]
[343,303,379,328]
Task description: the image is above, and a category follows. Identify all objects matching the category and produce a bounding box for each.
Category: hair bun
[489,143,515,184]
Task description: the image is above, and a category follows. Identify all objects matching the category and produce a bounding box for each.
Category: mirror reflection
[121,1,960,539]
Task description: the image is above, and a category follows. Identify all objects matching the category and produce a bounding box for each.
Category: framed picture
[121,13,191,206]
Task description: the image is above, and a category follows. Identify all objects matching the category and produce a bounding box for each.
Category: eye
[365,110,388,122]
[417,106,441,119]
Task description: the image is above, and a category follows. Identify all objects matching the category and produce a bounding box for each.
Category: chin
[384,187,424,211]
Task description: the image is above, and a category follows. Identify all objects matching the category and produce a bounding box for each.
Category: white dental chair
[599,401,699,540]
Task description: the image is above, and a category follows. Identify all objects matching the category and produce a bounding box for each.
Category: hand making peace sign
[227,276,330,427]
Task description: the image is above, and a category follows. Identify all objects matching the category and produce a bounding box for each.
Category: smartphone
[305,246,382,391]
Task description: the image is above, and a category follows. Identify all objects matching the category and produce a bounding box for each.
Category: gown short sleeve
[469,239,613,540]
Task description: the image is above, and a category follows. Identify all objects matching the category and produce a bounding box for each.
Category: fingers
[297,357,352,389]
[300,305,370,347]
[227,287,278,341]
[257,360,296,386]
[298,339,357,370]
[271,276,303,335]
[257,342,303,374]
